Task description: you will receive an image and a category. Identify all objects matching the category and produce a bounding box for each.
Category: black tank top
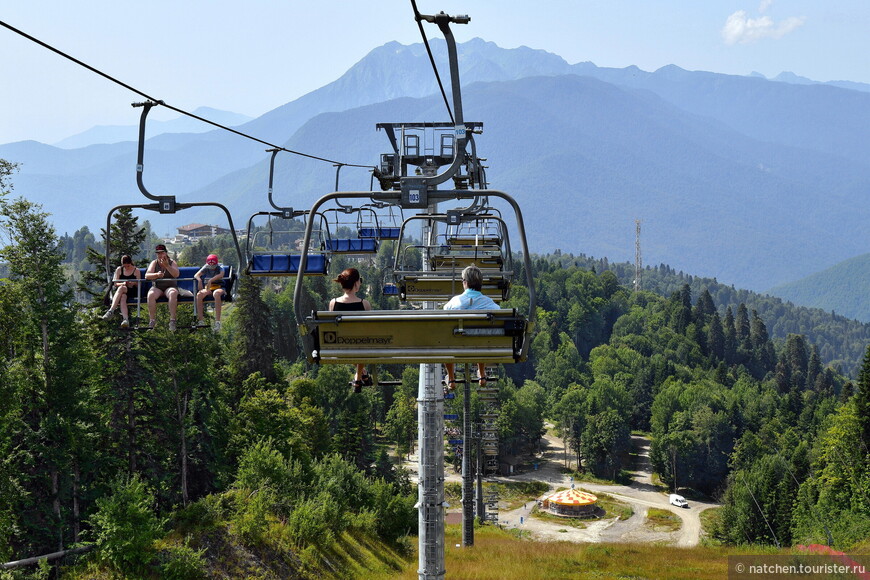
[332,300,366,311]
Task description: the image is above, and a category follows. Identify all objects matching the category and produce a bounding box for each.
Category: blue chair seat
[325,238,378,253]
[358,227,400,240]
[248,254,329,276]
[127,266,235,303]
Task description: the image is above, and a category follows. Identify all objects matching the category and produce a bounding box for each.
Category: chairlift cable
[0,19,374,169]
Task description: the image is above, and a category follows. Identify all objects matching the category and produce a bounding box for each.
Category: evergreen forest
[1,159,868,577]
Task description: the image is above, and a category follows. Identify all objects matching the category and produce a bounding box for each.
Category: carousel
[542,488,599,518]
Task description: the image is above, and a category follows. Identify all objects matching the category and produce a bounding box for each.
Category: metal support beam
[462,363,474,546]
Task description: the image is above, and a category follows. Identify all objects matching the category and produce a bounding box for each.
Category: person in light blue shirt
[443,264,498,390]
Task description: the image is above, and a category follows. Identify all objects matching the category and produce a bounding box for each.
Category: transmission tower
[634,219,642,292]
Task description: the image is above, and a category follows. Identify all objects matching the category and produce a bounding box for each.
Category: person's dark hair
[334,267,361,290]
[462,264,483,291]
[121,255,132,265]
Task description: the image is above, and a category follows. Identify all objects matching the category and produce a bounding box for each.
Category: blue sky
[2,0,868,144]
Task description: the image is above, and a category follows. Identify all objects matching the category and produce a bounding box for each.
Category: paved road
[405,426,719,546]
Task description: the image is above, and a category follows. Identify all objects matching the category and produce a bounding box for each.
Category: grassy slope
[375,525,807,580]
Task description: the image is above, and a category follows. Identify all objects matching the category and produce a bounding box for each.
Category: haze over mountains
[768,253,870,323]
[3,38,870,295]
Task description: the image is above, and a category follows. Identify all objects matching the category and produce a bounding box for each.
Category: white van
[669,494,689,508]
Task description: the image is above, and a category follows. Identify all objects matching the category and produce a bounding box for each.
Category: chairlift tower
[293,10,536,580]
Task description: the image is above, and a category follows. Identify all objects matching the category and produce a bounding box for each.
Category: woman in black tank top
[329,268,372,391]
[102,254,141,328]
[332,300,366,312]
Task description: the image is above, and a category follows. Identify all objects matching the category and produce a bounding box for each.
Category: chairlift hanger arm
[116,102,244,270]
[131,100,173,209]
[408,11,468,188]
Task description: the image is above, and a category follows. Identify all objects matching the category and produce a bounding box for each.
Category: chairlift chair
[103,101,243,329]
[293,189,536,367]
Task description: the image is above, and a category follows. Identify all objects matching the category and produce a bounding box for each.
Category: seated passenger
[102,254,141,328]
[145,244,180,331]
[329,267,372,392]
[194,254,225,331]
[443,264,498,390]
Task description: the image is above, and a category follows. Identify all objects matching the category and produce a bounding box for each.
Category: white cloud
[722,10,805,45]
[758,0,774,13]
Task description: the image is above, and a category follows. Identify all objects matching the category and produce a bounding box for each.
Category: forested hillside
[767,252,870,324]
[1,161,868,577]
[534,251,870,378]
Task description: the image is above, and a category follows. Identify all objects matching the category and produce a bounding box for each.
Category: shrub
[159,537,207,580]
[286,493,335,547]
[88,474,165,574]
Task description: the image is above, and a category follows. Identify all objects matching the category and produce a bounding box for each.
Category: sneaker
[101,309,115,320]
[147,319,156,330]
[120,319,129,329]
[196,319,209,328]
[169,319,177,332]
[212,321,221,332]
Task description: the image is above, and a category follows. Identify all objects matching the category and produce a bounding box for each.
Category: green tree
[385,391,417,460]
[89,474,165,574]
[79,207,147,302]
[0,194,94,553]
[227,275,275,383]
[581,409,630,479]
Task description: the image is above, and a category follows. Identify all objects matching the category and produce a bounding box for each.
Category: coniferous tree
[723,306,737,365]
[671,284,693,332]
[736,303,751,346]
[228,275,276,383]
[0,195,93,553]
[79,207,147,302]
[693,288,716,324]
[806,345,822,391]
[707,310,725,362]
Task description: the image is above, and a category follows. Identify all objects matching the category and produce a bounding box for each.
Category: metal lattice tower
[634,219,642,292]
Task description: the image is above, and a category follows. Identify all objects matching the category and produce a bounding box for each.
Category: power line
[0,19,374,169]
[739,470,781,547]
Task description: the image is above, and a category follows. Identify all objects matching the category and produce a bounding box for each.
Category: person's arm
[209,267,224,282]
[194,266,205,287]
[328,298,336,311]
[144,260,160,280]
[363,299,372,311]
[164,259,180,278]
[114,266,124,287]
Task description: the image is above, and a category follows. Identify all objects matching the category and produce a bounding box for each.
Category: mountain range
[3,37,870,297]
[51,107,253,149]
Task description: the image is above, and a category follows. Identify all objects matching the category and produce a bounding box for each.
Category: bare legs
[147,287,178,328]
[443,362,488,389]
[196,288,224,322]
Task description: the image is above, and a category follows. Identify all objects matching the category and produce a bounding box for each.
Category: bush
[286,494,336,547]
[88,474,165,574]
[159,537,207,580]
[232,488,275,546]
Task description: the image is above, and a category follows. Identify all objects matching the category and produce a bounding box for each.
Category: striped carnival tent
[542,488,598,518]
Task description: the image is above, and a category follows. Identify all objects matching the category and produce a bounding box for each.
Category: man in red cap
[194,253,225,331]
